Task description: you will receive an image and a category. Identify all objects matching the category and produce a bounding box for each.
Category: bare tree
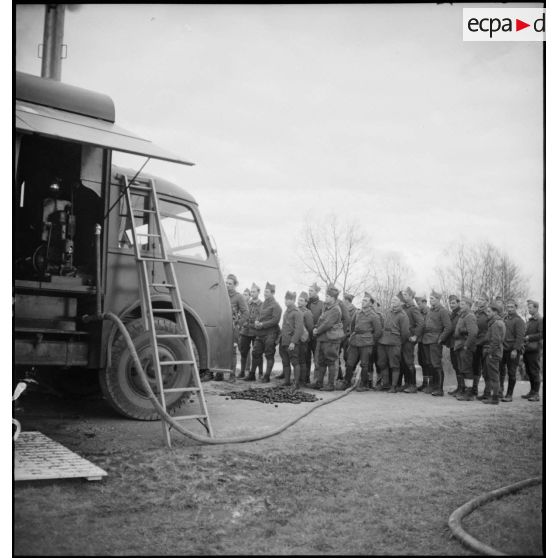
[435,240,529,305]
[370,252,411,310]
[296,214,373,295]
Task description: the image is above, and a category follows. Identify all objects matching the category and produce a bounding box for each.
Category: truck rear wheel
[100,317,199,421]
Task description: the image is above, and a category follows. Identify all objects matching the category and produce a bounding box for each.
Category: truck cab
[14,71,233,419]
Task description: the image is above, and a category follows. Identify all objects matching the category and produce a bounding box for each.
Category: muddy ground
[13,373,543,555]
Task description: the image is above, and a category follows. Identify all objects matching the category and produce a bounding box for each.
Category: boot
[528,392,540,402]
[472,376,480,396]
[244,361,257,381]
[293,364,301,390]
[325,362,338,391]
[282,367,292,387]
[423,377,433,394]
[483,394,500,405]
[310,366,325,390]
[403,384,418,393]
[262,359,274,383]
[417,378,427,392]
[457,387,475,401]
[449,375,463,396]
[521,391,534,399]
[238,356,247,379]
[258,363,263,379]
[391,370,400,389]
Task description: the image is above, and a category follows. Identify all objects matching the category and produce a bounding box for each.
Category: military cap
[265,281,276,293]
[506,299,518,307]
[415,294,428,303]
[326,284,340,298]
[461,296,473,306]
[298,291,309,301]
[226,273,239,286]
[243,288,250,296]
[489,301,504,315]
[477,292,489,302]
[285,291,296,301]
[343,293,354,302]
[362,291,375,304]
[430,290,442,300]
[251,282,260,292]
[309,282,321,293]
[527,299,539,309]
[396,292,405,302]
[448,294,460,302]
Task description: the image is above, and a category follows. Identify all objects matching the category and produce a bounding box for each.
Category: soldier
[499,299,526,402]
[240,283,262,381]
[345,292,383,391]
[472,292,491,399]
[297,292,314,386]
[250,282,282,383]
[481,301,506,405]
[415,295,430,391]
[522,299,543,402]
[422,290,452,396]
[377,296,410,392]
[310,285,344,391]
[445,295,461,395]
[338,293,357,381]
[454,297,479,401]
[399,287,424,393]
[208,273,248,382]
[306,283,324,381]
[278,291,304,388]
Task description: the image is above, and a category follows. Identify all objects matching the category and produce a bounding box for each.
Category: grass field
[14,404,543,555]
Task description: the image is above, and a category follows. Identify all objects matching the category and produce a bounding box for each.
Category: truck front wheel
[100,317,199,420]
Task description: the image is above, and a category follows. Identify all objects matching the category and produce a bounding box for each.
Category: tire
[100,317,200,420]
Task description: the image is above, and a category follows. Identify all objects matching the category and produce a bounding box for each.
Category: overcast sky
[15,3,544,304]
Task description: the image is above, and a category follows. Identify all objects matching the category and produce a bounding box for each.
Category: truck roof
[112,166,198,206]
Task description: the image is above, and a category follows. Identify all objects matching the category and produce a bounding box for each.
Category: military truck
[14,71,233,419]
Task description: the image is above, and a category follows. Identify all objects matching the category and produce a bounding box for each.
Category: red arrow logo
[516,19,530,31]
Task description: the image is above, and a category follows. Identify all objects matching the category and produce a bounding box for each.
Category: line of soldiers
[206,274,543,405]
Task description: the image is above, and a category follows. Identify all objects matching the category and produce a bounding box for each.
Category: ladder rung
[160,360,195,366]
[154,308,183,313]
[172,414,208,421]
[163,387,201,393]
[139,257,170,262]
[133,208,156,213]
[156,334,189,339]
[151,283,176,288]
[135,233,161,237]
[128,184,153,192]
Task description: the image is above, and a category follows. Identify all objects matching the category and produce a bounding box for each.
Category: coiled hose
[94,312,361,445]
[448,476,542,556]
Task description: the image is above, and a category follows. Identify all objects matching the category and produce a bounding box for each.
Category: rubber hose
[98,312,361,445]
[448,476,542,556]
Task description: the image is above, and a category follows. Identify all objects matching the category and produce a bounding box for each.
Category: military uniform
[453,307,478,399]
[472,306,490,396]
[422,302,452,395]
[338,298,357,379]
[239,297,262,379]
[499,310,526,400]
[307,295,324,375]
[482,313,506,403]
[400,301,425,391]
[416,305,429,390]
[523,311,543,399]
[228,289,248,379]
[312,299,343,390]
[345,305,383,389]
[251,295,282,382]
[297,306,314,385]
[377,307,410,390]
[279,302,304,387]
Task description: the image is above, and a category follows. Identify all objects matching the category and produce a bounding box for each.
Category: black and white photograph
[13,3,547,555]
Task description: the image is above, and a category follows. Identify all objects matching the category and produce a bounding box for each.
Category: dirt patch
[13,378,543,555]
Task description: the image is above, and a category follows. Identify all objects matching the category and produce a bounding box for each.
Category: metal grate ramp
[14,431,107,482]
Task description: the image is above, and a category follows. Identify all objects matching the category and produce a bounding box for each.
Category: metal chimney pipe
[41,4,66,80]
